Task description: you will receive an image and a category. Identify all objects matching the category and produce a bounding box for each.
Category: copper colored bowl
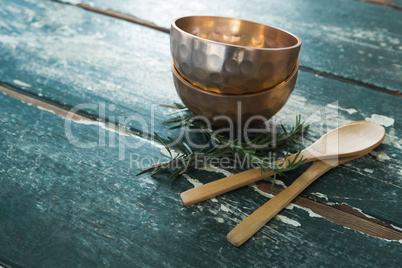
[171,16,301,95]
[171,59,299,127]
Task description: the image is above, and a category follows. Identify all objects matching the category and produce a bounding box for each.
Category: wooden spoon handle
[227,160,336,247]
[180,152,310,206]
[181,167,273,206]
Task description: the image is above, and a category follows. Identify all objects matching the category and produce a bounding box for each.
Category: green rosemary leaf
[183,142,193,154]
[168,137,187,155]
[139,103,309,185]
[154,132,172,158]
[271,171,277,189]
[169,124,187,130]
[159,104,179,109]
[160,103,187,110]
[166,117,186,124]
[174,102,187,109]
[170,166,186,178]
[152,167,168,176]
[281,124,288,135]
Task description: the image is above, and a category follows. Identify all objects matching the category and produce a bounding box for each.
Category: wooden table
[0,0,401,266]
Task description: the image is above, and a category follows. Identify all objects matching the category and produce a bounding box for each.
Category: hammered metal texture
[171,59,299,127]
[171,16,301,95]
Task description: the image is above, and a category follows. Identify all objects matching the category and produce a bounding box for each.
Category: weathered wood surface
[395,0,402,7]
[0,0,180,138]
[363,0,402,9]
[0,0,401,267]
[1,0,401,222]
[59,0,402,93]
[1,91,401,268]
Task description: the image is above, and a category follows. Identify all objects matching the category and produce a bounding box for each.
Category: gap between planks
[48,0,402,97]
[298,66,402,97]
[0,83,135,137]
[362,0,402,11]
[0,257,22,268]
[1,82,401,241]
[256,181,402,241]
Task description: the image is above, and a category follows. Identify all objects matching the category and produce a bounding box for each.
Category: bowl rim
[171,15,302,51]
[171,58,299,98]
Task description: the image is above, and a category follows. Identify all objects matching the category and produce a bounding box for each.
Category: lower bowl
[171,59,298,127]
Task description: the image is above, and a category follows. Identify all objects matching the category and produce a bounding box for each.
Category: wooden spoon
[181,121,385,206]
[227,152,373,247]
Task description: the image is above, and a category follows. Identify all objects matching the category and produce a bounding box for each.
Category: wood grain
[0,83,136,138]
[77,3,170,33]
[0,83,88,122]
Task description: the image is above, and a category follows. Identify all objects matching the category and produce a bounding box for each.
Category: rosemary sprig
[138,103,309,185]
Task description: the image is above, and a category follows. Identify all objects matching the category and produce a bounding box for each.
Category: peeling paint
[72,119,132,137]
[13,79,31,88]
[160,147,179,158]
[251,184,324,219]
[369,150,391,162]
[220,204,232,213]
[251,183,275,198]
[392,225,402,232]
[341,225,402,244]
[325,201,396,226]
[270,179,287,189]
[311,192,329,201]
[365,114,395,127]
[382,128,402,150]
[286,203,323,218]
[199,165,233,177]
[182,174,203,188]
[327,103,357,114]
[275,215,301,227]
[215,217,224,223]
[137,176,155,185]
[364,168,374,174]
[37,105,56,115]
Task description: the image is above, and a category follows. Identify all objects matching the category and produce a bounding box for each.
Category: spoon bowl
[305,121,386,159]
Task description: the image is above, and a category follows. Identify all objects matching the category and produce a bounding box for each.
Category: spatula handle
[227,160,334,247]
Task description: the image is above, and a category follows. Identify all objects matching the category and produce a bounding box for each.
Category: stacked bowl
[170,16,301,127]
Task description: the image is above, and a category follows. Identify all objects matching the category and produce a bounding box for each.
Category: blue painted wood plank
[0,0,181,138]
[0,0,401,226]
[79,0,402,92]
[1,92,402,267]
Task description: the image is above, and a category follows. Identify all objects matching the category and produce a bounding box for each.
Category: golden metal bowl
[171,16,301,95]
[171,59,299,127]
